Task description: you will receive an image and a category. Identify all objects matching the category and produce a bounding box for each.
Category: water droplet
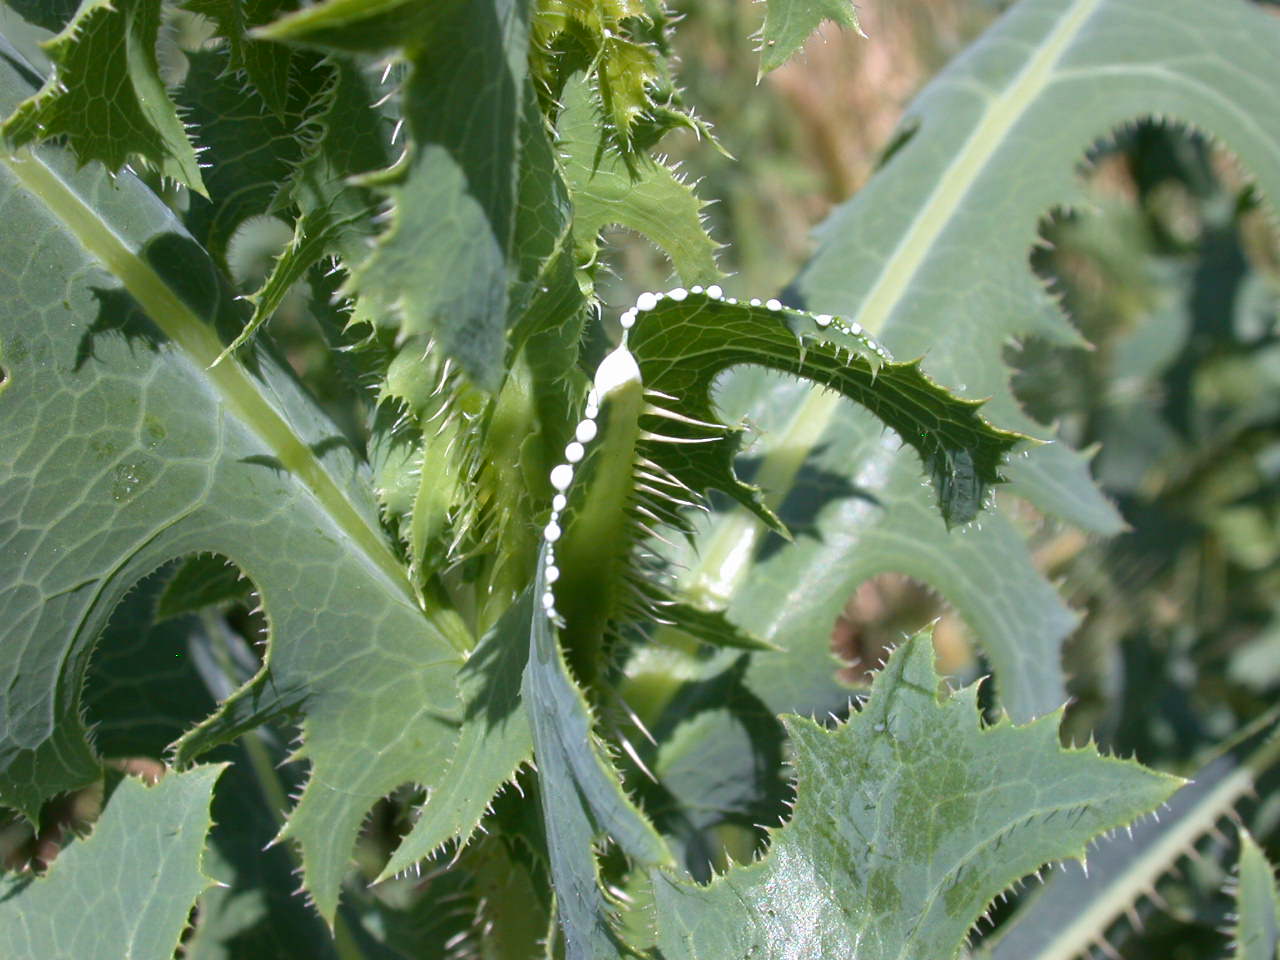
[750,297,762,307]
[706,284,723,300]
[575,419,597,443]
[544,521,562,542]
[143,415,166,448]
[111,461,150,502]
[620,310,636,329]
[766,298,782,311]
[565,442,585,463]
[636,291,658,311]
[668,287,688,302]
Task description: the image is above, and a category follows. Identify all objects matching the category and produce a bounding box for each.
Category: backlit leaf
[2,0,205,193]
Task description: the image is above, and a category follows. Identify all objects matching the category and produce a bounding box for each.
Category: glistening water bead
[539,286,892,624]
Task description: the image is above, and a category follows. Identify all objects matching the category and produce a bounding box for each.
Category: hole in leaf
[0,779,103,874]
[1010,121,1279,446]
[1007,120,1280,764]
[832,572,973,688]
[83,556,265,763]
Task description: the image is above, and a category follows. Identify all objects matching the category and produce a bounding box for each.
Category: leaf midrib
[683,0,1103,605]
[3,149,432,627]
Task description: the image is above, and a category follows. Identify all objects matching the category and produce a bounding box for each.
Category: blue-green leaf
[0,43,468,922]
[0,766,226,960]
[524,548,672,960]
[261,0,530,390]
[652,635,1180,960]
[1233,829,1280,960]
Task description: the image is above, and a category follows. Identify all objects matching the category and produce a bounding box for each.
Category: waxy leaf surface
[0,766,226,960]
[0,40,468,923]
[685,0,1280,723]
[652,636,1181,960]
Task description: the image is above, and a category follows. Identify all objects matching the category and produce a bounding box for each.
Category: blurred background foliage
[3,1,1278,956]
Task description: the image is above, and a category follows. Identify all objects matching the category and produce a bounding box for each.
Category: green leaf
[660,598,780,653]
[83,567,225,756]
[524,549,672,960]
[558,73,720,286]
[624,288,1026,530]
[0,765,226,960]
[714,367,1078,723]
[979,720,1280,960]
[757,0,864,76]
[532,0,672,154]
[651,634,1181,960]
[222,57,389,360]
[0,44,469,922]
[184,0,295,115]
[253,0,462,53]
[262,0,530,391]
[508,82,578,343]
[1233,829,1280,960]
[186,750,362,960]
[638,656,790,881]
[377,589,534,881]
[680,0,1280,724]
[367,86,581,597]
[792,0,1280,533]
[77,574,354,954]
[2,0,206,194]
[77,566,367,957]
[178,47,322,270]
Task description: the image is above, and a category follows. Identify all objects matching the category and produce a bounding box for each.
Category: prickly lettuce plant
[0,0,1278,958]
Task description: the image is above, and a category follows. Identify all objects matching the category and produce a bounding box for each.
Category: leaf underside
[0,36,468,920]
[0,766,226,960]
[693,0,1280,728]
